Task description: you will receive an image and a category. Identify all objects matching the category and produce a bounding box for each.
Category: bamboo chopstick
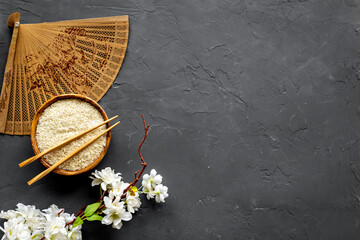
[19,115,119,168]
[27,121,120,185]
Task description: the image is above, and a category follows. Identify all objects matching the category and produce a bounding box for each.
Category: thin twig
[121,114,149,198]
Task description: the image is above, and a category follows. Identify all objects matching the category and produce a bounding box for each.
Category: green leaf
[84,202,102,217]
[72,217,83,228]
[86,214,103,221]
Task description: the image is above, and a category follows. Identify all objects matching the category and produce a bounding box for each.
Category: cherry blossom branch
[65,115,149,227]
[0,116,171,237]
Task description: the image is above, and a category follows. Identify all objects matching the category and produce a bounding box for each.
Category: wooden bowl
[30,94,111,175]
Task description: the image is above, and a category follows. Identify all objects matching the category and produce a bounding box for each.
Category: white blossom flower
[153,184,169,203]
[43,215,68,240]
[42,204,79,239]
[110,181,128,197]
[102,192,132,229]
[16,203,43,231]
[67,226,82,240]
[42,204,62,218]
[125,193,141,213]
[62,212,77,225]
[0,219,31,240]
[0,209,20,221]
[142,169,162,191]
[90,167,122,191]
[142,169,165,201]
[16,203,41,218]
[111,182,141,213]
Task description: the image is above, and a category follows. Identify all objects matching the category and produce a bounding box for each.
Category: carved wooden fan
[0,12,129,135]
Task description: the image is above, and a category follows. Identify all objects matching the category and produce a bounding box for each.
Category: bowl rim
[30,94,111,175]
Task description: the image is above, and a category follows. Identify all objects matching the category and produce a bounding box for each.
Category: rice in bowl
[35,98,107,171]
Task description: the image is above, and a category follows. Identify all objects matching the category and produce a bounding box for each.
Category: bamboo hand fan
[0,12,129,135]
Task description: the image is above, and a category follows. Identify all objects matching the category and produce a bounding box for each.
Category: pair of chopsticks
[20,116,120,186]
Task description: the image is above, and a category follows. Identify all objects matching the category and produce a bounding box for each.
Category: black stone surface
[1,0,360,239]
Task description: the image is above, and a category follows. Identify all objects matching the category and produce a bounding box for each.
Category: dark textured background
[1,0,360,239]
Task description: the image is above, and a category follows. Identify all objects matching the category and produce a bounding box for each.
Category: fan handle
[7,12,20,27]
